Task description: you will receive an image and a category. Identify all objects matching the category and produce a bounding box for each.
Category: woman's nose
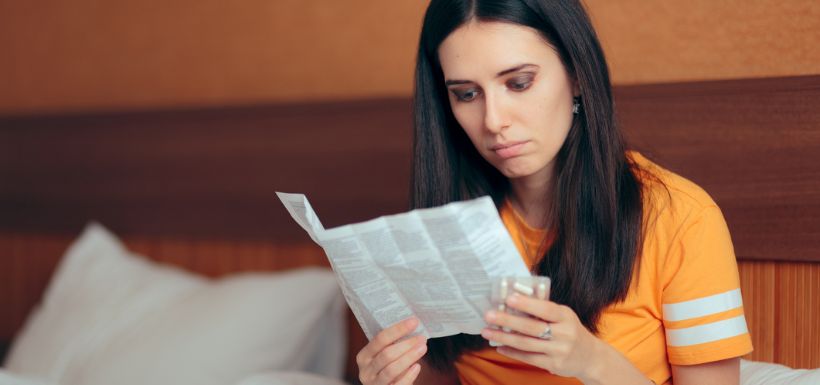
[483,91,511,133]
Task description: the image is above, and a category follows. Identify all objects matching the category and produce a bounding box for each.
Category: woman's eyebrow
[496,63,539,76]
[444,63,540,86]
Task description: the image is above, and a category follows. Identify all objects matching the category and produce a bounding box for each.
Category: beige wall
[585,0,820,85]
[1,0,818,115]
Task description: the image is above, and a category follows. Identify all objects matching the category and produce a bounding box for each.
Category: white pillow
[740,359,820,385]
[5,223,346,385]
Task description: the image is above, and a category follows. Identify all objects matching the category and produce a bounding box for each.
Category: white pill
[513,281,534,296]
[536,282,548,300]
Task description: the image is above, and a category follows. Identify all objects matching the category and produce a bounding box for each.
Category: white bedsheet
[740,359,820,385]
[0,370,55,385]
[0,369,350,385]
[5,356,820,384]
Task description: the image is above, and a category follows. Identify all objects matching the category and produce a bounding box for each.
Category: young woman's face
[438,20,577,184]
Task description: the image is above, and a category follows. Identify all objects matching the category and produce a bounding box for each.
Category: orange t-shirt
[454,152,753,385]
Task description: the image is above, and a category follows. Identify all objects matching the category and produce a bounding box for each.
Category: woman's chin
[498,167,536,180]
[496,162,553,183]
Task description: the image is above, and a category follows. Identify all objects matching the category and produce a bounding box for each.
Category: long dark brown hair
[411,0,646,370]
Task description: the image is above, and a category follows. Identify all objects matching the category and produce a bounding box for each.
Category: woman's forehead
[438,20,559,79]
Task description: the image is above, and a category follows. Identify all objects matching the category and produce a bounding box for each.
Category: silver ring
[538,323,552,340]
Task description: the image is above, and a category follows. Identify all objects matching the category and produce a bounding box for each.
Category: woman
[356,1,753,384]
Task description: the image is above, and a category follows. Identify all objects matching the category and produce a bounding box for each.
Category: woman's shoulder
[627,151,721,224]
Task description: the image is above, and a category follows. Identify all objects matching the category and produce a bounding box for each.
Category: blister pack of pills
[488,276,551,346]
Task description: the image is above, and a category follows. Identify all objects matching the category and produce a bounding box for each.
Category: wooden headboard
[1,75,818,378]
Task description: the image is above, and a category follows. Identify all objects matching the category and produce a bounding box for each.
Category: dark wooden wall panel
[615,76,820,262]
[0,100,414,241]
[2,76,819,261]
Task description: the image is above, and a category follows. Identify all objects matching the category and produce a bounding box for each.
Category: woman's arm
[581,343,739,385]
[577,340,655,385]
[481,293,743,384]
[671,358,739,385]
[481,294,656,384]
[572,348,740,385]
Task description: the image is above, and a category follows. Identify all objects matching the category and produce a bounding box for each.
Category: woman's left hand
[481,292,606,380]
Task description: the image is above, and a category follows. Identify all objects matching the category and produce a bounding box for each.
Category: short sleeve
[660,206,753,365]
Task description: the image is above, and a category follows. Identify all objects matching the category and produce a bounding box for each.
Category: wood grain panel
[738,260,820,369]
[0,99,414,241]
[616,75,820,262]
[738,261,776,363]
[775,262,820,368]
[0,234,65,340]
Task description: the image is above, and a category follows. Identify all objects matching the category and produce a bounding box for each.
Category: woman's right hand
[356,317,428,385]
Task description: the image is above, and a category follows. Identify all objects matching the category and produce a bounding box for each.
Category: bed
[1,75,818,384]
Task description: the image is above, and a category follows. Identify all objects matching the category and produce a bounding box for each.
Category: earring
[572,96,581,114]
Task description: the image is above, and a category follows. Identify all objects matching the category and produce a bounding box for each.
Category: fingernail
[485,311,497,321]
[416,344,427,354]
[507,293,520,304]
[481,329,492,339]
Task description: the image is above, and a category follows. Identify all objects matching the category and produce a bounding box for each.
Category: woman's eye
[453,89,479,102]
[508,78,533,91]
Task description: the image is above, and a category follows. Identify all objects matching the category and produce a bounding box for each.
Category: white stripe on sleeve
[663,288,743,322]
[666,315,749,347]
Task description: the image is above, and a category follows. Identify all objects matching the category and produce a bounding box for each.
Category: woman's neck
[509,175,552,229]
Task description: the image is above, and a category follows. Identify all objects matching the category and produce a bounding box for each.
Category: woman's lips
[492,141,528,159]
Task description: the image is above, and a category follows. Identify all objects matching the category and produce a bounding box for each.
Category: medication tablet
[513,281,535,296]
[488,276,551,347]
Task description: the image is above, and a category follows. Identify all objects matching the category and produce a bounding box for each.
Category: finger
[376,343,426,385]
[359,317,419,363]
[481,327,549,352]
[485,309,551,338]
[371,334,426,373]
[505,293,565,322]
[360,332,423,384]
[392,363,422,385]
